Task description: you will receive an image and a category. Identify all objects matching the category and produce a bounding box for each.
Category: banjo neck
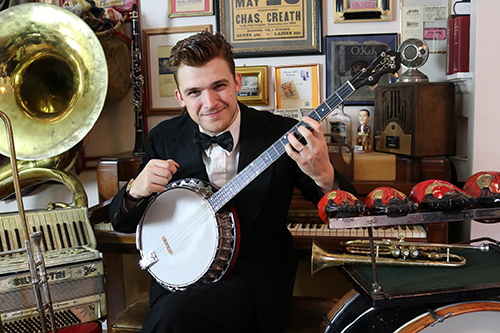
[207,50,400,213]
[208,81,356,213]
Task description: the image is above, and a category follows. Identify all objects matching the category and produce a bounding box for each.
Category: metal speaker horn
[397,38,429,83]
[0,3,108,161]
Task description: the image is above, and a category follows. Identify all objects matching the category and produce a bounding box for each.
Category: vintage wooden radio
[374,82,455,158]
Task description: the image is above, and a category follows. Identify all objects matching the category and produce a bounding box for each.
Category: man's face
[174,57,242,135]
[359,111,370,125]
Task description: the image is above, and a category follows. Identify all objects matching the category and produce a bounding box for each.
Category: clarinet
[131,3,146,156]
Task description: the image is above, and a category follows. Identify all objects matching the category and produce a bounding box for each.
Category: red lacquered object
[409,179,477,212]
[463,171,500,207]
[364,187,418,216]
[49,322,101,333]
[318,190,366,222]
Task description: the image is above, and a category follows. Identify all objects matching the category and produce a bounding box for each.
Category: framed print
[143,25,212,115]
[216,0,322,57]
[334,0,392,23]
[326,34,397,105]
[273,64,320,109]
[236,65,269,105]
[169,0,213,17]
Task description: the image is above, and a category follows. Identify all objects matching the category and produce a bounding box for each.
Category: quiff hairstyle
[167,31,235,86]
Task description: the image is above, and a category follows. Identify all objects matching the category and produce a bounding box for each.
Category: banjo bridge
[162,236,174,255]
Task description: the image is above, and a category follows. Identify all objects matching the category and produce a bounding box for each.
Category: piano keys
[288,222,427,252]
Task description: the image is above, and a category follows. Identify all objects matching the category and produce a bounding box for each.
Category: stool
[110,292,337,333]
[110,291,150,333]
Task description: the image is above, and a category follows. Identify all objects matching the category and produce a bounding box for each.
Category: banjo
[136,50,401,292]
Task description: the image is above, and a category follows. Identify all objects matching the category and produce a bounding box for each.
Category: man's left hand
[285,116,335,193]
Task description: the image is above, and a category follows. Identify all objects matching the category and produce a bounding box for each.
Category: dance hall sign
[219,0,320,56]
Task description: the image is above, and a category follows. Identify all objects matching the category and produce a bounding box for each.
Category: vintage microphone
[131,3,147,156]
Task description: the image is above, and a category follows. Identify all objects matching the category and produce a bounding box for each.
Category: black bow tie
[194,131,234,152]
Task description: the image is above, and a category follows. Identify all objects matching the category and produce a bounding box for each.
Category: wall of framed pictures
[6,0,496,226]
[57,0,465,173]
[5,0,478,208]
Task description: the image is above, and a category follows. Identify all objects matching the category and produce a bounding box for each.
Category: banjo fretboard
[207,50,400,212]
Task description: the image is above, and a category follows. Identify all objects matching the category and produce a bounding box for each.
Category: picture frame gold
[168,0,214,17]
[143,25,212,115]
[273,64,320,110]
[236,65,269,106]
[334,0,392,23]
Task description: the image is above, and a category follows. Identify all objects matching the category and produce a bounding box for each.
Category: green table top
[339,248,500,308]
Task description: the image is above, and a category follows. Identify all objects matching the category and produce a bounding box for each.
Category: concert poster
[218,0,322,57]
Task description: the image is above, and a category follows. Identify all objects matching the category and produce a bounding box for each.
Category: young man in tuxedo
[109,31,356,333]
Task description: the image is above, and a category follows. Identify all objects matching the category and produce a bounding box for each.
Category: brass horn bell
[0,3,107,205]
[0,3,107,161]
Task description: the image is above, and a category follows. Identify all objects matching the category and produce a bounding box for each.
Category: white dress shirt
[199,109,241,188]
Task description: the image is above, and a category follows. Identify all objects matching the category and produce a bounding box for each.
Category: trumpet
[311,238,490,276]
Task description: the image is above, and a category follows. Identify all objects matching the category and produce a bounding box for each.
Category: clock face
[398,38,429,69]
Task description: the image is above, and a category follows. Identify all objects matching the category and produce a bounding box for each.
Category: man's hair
[168,31,235,86]
[359,109,370,116]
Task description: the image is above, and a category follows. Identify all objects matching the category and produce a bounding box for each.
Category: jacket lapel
[238,103,270,172]
[236,104,275,221]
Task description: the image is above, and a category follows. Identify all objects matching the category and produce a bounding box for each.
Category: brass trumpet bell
[0,3,107,160]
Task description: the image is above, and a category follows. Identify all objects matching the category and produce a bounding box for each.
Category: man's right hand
[128,159,179,199]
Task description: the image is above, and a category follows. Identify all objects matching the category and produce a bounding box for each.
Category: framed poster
[143,25,212,115]
[326,33,398,105]
[168,0,213,17]
[236,65,269,105]
[216,0,322,57]
[273,64,320,109]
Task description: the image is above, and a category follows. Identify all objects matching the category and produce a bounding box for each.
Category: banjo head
[137,179,239,292]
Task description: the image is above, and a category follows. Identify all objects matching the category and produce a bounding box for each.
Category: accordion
[0,207,106,333]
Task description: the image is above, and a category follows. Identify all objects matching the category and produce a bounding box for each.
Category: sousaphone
[0,3,108,206]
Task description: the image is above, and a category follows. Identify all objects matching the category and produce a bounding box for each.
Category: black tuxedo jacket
[110,103,355,331]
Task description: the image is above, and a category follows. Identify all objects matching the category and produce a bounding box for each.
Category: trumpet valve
[409,246,419,258]
[389,245,401,257]
[401,246,411,259]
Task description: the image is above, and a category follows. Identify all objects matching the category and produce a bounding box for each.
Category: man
[110,31,356,333]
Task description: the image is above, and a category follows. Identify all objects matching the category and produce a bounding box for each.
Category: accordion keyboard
[0,207,100,275]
